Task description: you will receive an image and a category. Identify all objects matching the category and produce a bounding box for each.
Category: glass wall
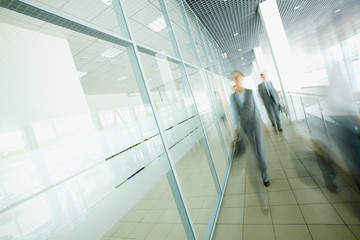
[0,0,233,239]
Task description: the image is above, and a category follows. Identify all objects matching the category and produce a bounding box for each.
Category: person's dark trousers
[265,98,282,129]
[244,123,269,181]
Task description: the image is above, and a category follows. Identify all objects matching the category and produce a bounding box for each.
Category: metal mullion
[158,0,182,60]
[160,0,223,197]
[177,1,230,165]
[115,1,197,239]
[202,70,232,164]
[192,14,212,72]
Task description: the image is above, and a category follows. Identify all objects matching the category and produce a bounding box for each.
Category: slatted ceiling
[185,0,360,75]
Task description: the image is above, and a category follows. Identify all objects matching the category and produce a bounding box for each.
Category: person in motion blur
[230,70,271,186]
[258,73,283,132]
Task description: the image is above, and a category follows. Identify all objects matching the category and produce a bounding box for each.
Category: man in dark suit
[258,73,283,132]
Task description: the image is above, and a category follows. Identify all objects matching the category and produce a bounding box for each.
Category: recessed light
[294,5,300,10]
[335,9,340,13]
[221,52,227,59]
[77,71,88,79]
[147,16,172,32]
[234,32,239,36]
[117,76,129,81]
[100,0,111,6]
[241,57,244,60]
[101,47,123,58]
[80,57,87,61]
[238,48,242,51]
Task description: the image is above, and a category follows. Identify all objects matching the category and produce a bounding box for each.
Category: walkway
[213,122,360,240]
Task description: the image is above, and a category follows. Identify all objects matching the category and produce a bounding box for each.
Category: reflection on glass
[186,66,228,185]
[122,0,176,57]
[138,50,219,239]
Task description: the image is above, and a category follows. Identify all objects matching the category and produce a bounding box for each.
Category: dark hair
[231,70,244,80]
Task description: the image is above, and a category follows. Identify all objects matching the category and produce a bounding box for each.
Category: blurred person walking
[258,73,283,132]
[230,71,270,186]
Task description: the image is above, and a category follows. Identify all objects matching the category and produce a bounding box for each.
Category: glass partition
[137,50,220,239]
[186,66,229,185]
[0,0,234,239]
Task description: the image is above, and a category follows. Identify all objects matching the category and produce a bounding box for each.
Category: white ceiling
[0,0,206,96]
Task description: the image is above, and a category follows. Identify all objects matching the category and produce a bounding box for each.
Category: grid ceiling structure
[185,0,360,76]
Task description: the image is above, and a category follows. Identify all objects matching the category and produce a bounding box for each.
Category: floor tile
[267,169,287,180]
[128,223,155,239]
[288,176,317,189]
[321,186,360,203]
[222,194,245,208]
[267,179,291,192]
[112,222,137,238]
[268,190,297,205]
[274,225,311,240]
[271,205,305,224]
[244,206,272,224]
[217,207,244,224]
[280,160,304,169]
[308,225,356,240]
[145,223,172,240]
[226,183,245,195]
[332,203,360,224]
[293,188,329,204]
[213,225,243,240]
[348,225,360,239]
[300,204,343,224]
[284,168,310,178]
[245,192,269,207]
[243,225,275,240]
[165,224,188,240]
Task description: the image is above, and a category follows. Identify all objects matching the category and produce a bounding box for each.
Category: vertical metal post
[317,98,330,142]
[289,94,298,121]
[114,1,197,239]
[300,96,311,133]
[179,0,231,163]
[159,0,222,193]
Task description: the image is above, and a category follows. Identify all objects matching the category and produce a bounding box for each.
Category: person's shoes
[272,123,276,127]
[278,128,283,132]
[263,180,270,187]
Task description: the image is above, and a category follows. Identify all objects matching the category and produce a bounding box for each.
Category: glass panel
[138,50,219,239]
[183,4,210,70]
[205,72,233,154]
[166,0,198,65]
[122,0,176,57]
[186,65,228,185]
[32,0,124,36]
[0,9,184,239]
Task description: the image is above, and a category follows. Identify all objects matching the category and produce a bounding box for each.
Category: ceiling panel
[185,0,360,76]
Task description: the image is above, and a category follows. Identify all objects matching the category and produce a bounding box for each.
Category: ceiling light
[100,0,111,6]
[335,9,340,13]
[101,47,123,58]
[77,71,88,79]
[294,5,300,10]
[241,57,244,60]
[234,32,239,36]
[221,52,227,59]
[147,16,169,32]
[117,76,129,81]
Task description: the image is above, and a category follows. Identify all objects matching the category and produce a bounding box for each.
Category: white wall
[0,23,88,127]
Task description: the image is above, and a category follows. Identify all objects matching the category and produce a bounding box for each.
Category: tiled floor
[213,123,360,240]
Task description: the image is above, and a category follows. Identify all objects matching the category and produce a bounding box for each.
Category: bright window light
[101,47,124,58]
[117,76,129,81]
[77,71,88,79]
[100,0,112,6]
[147,16,168,32]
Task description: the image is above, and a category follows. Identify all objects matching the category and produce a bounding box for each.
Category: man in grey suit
[258,73,283,132]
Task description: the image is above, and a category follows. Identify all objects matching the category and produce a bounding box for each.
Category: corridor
[213,123,360,240]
